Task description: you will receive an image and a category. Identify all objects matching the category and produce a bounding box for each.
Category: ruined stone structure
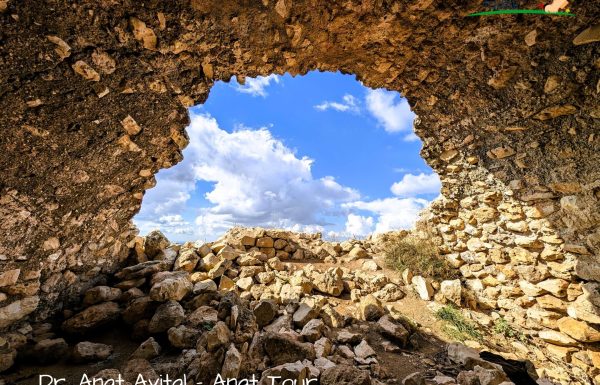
[0,0,598,382]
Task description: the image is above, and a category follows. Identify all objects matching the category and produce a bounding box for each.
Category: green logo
[468,0,575,17]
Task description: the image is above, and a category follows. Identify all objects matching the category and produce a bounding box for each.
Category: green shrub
[493,317,524,341]
[435,305,482,341]
[383,234,458,281]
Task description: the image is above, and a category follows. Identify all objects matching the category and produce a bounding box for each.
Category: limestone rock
[122,358,158,383]
[174,248,200,272]
[83,286,122,306]
[538,330,578,347]
[537,279,568,297]
[354,339,376,359]
[206,321,230,351]
[378,315,409,347]
[256,237,274,248]
[62,302,120,334]
[358,294,385,321]
[374,283,405,302]
[167,325,200,348]
[557,317,600,342]
[336,330,362,345]
[440,279,462,306]
[311,267,343,296]
[193,279,218,294]
[130,17,157,50]
[0,269,20,287]
[315,337,332,357]
[131,337,161,359]
[568,295,600,324]
[149,272,192,301]
[72,61,100,81]
[260,361,312,384]
[412,276,434,301]
[144,231,170,259]
[254,299,278,327]
[72,341,113,363]
[262,332,315,366]
[320,365,371,385]
[236,276,254,291]
[348,246,368,260]
[301,318,325,342]
[573,24,600,45]
[293,303,319,328]
[221,343,242,378]
[0,296,40,328]
[148,300,185,333]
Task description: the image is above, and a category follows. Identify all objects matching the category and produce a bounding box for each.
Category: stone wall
[0,0,598,381]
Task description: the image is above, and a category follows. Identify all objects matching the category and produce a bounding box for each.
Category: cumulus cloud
[365,89,415,133]
[345,214,374,236]
[136,113,360,241]
[234,75,280,97]
[344,197,430,234]
[314,94,359,113]
[390,172,441,197]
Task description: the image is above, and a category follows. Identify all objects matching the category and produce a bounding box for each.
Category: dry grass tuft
[383,234,458,281]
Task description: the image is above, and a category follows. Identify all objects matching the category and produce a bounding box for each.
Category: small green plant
[383,234,458,281]
[435,305,482,342]
[493,317,525,341]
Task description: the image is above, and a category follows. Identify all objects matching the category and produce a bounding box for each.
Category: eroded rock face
[0,0,598,382]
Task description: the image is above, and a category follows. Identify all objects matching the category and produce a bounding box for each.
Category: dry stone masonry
[0,0,598,384]
[0,229,542,384]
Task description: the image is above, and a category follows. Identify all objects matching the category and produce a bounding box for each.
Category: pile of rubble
[1,228,540,385]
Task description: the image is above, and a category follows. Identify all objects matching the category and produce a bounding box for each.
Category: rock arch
[0,0,598,379]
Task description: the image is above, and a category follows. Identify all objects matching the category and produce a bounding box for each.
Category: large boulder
[149,272,192,302]
[313,268,344,296]
[293,303,319,328]
[0,296,40,328]
[144,230,170,259]
[174,248,200,272]
[82,286,122,306]
[148,301,185,334]
[377,315,410,347]
[254,299,278,328]
[262,332,315,366]
[221,344,242,378]
[62,302,120,334]
[301,319,325,342]
[358,295,384,321]
[206,321,231,352]
[440,280,462,306]
[557,317,600,342]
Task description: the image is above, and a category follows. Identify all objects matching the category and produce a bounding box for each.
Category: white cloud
[234,75,280,97]
[366,89,415,133]
[315,94,359,113]
[136,113,360,241]
[344,197,429,234]
[345,214,374,236]
[403,132,420,142]
[390,173,441,197]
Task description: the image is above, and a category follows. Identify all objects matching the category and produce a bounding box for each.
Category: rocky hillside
[2,228,549,385]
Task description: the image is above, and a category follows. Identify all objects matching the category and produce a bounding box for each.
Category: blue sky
[134,71,440,242]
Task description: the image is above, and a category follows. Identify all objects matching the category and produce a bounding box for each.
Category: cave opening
[134,71,441,243]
